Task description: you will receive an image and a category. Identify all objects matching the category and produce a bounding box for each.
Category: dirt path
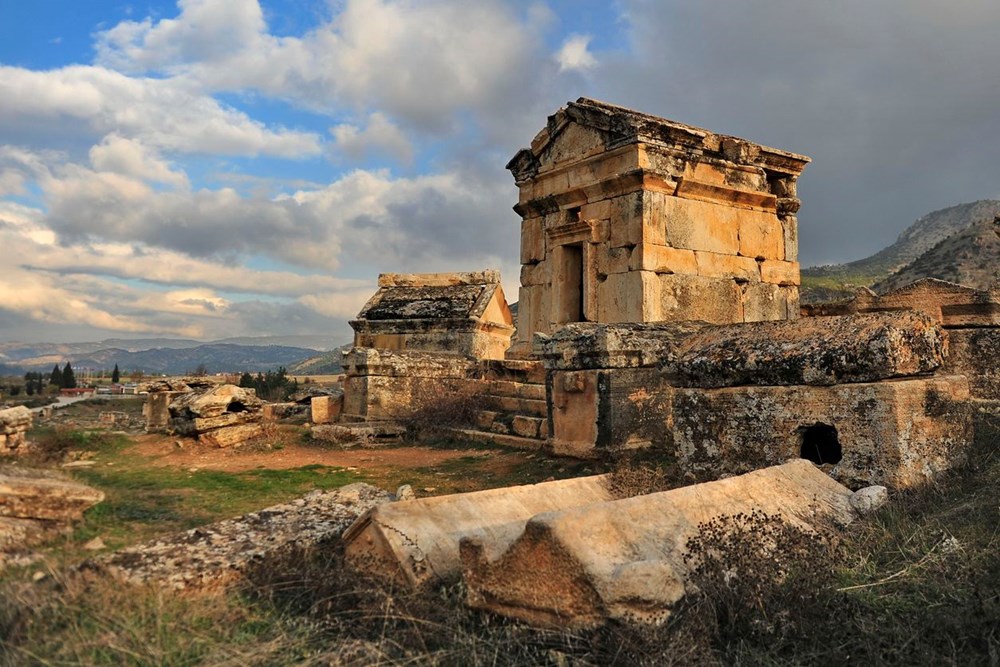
[131,434,487,473]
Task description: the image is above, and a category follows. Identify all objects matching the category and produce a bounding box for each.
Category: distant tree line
[238,367,297,401]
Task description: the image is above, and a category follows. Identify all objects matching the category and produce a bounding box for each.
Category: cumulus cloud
[602,0,1000,264]
[331,113,413,164]
[0,65,321,157]
[556,34,597,72]
[89,134,189,188]
[94,0,556,137]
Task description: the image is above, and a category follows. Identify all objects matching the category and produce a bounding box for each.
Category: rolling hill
[801,200,1000,302]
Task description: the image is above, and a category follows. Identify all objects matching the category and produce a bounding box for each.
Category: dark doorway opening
[800,422,842,465]
[559,244,584,323]
[227,401,247,413]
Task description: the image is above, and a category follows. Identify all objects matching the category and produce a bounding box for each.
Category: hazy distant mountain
[801,200,1000,302]
[873,216,1000,293]
[288,344,353,376]
[0,343,332,376]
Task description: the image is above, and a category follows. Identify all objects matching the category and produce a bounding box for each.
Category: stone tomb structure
[338,98,992,491]
[507,97,809,356]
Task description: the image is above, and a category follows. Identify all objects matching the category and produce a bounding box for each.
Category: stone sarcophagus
[507,98,810,356]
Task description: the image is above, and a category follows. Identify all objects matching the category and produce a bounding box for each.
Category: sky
[1,0,999,345]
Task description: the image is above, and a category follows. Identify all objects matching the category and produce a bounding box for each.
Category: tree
[111,363,120,383]
[62,362,77,389]
[24,372,34,396]
[49,364,62,387]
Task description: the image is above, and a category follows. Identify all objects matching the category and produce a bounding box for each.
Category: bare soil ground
[131,433,478,473]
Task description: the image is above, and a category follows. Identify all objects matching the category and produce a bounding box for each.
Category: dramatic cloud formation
[1,0,998,344]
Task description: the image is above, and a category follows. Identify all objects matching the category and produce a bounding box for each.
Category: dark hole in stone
[800,422,842,465]
[227,401,247,413]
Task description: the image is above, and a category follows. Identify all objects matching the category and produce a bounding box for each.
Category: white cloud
[0,65,322,157]
[556,34,597,72]
[331,112,413,164]
[89,134,189,188]
[95,0,548,134]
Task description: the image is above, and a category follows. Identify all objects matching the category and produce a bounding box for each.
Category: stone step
[473,411,548,440]
[481,380,546,401]
[448,428,546,451]
[490,396,548,418]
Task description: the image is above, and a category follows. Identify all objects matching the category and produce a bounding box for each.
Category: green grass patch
[67,464,362,551]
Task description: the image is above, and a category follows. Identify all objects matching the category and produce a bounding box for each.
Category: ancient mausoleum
[334,97,1000,492]
[507,98,808,355]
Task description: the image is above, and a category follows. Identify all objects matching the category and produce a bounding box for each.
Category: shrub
[396,381,493,442]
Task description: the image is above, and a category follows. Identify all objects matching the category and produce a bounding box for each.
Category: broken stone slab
[310,421,405,445]
[0,406,32,433]
[169,384,263,420]
[533,321,707,370]
[85,483,391,591]
[0,470,105,522]
[342,475,615,588]
[461,460,854,629]
[664,311,945,388]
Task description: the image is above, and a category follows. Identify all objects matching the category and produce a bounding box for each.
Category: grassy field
[1,409,998,665]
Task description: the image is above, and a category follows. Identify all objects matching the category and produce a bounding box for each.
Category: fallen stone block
[0,470,105,522]
[665,311,944,387]
[86,483,391,590]
[342,475,615,588]
[461,460,854,629]
[311,421,405,445]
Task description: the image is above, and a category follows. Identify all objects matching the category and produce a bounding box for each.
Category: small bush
[396,382,494,442]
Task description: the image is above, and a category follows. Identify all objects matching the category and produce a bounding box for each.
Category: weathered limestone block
[378,271,501,287]
[461,460,854,629]
[310,394,343,424]
[596,270,658,322]
[738,213,785,260]
[781,216,798,262]
[143,392,175,432]
[672,376,972,489]
[759,259,800,286]
[548,368,672,457]
[741,282,797,322]
[666,311,944,388]
[343,475,614,588]
[627,244,698,275]
[942,328,1000,399]
[657,273,744,324]
[662,196,740,255]
[0,406,31,434]
[534,321,705,371]
[694,250,760,282]
[0,471,105,522]
[168,384,265,447]
[0,407,31,454]
[521,217,545,264]
[88,484,391,590]
[341,348,482,422]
